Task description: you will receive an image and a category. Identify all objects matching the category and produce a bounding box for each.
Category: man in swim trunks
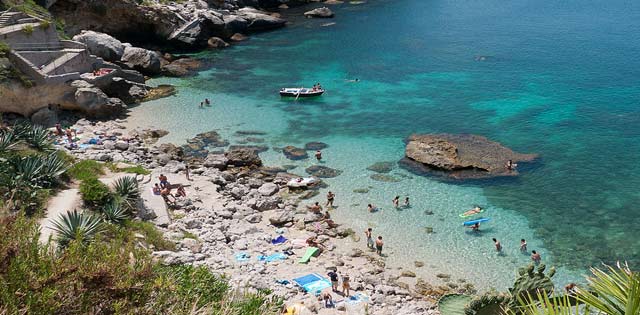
[493,238,502,252]
[375,236,384,256]
[531,250,542,263]
[327,270,339,291]
[520,239,528,252]
[159,174,169,188]
[367,204,376,213]
[365,228,374,249]
[326,191,335,208]
[315,150,322,161]
[308,202,322,214]
[392,196,400,208]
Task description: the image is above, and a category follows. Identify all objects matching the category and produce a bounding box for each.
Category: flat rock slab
[402,133,538,180]
[305,165,342,178]
[283,146,308,160]
[366,161,395,173]
[304,141,328,150]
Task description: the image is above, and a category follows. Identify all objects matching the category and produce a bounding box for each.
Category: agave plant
[24,124,54,151]
[112,176,140,210]
[101,200,130,225]
[0,129,20,153]
[51,210,104,248]
[12,121,53,151]
[10,153,67,189]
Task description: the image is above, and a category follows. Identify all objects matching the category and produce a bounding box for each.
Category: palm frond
[51,210,104,248]
[511,291,580,315]
[578,262,640,315]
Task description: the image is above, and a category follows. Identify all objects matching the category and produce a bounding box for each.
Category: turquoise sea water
[127,0,640,289]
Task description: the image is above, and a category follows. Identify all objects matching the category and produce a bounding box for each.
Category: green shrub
[39,20,50,29]
[0,41,10,58]
[0,215,281,315]
[125,220,176,251]
[67,159,104,181]
[79,177,112,208]
[22,24,34,35]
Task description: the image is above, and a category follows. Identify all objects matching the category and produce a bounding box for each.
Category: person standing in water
[326,191,335,208]
[205,98,211,105]
[392,196,400,208]
[365,228,374,250]
[520,239,528,252]
[315,150,322,161]
[493,238,502,252]
[375,236,384,255]
[531,250,542,263]
[404,197,410,207]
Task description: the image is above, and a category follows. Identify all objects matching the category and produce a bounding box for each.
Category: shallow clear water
[127,0,640,289]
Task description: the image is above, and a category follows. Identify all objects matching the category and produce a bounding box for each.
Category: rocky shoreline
[56,118,486,315]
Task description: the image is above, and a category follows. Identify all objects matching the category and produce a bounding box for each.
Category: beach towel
[271,235,288,245]
[298,247,319,264]
[293,273,331,295]
[346,292,370,305]
[258,252,287,263]
[235,252,250,261]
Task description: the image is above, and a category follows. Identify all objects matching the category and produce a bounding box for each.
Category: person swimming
[367,204,377,213]
[462,206,482,217]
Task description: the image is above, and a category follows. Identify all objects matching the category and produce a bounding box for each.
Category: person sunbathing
[463,206,482,216]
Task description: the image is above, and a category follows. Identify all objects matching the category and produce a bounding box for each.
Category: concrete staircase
[0,11,22,28]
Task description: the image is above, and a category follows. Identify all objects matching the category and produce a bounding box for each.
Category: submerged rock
[225,148,262,167]
[306,165,342,178]
[228,145,269,153]
[283,146,308,160]
[304,141,328,150]
[370,174,401,182]
[401,134,538,180]
[366,161,395,173]
[235,130,267,136]
[162,57,203,77]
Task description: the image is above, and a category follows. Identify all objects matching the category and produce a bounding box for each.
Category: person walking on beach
[327,270,339,291]
[404,197,410,207]
[493,238,502,252]
[365,228,374,250]
[392,196,400,208]
[375,236,384,256]
[326,191,335,208]
[520,239,528,252]
[531,250,541,263]
[341,274,351,297]
[185,165,191,181]
[315,150,322,161]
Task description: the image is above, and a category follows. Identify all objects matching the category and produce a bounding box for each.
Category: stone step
[40,51,80,74]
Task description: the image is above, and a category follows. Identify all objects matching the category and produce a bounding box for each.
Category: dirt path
[39,188,82,244]
[39,172,132,245]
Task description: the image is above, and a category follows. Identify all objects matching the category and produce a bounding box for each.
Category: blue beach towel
[293,273,331,295]
[235,252,250,261]
[258,252,287,263]
[271,235,288,244]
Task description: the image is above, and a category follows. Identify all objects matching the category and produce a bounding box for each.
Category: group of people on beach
[322,269,351,307]
[153,173,187,205]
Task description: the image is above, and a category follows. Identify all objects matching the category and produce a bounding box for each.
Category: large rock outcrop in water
[400,134,538,180]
